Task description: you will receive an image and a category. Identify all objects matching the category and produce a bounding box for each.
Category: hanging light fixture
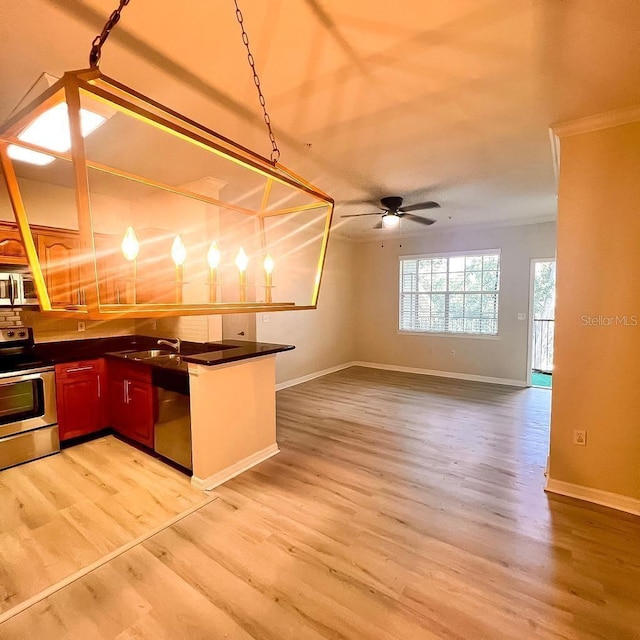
[263,254,274,303]
[207,241,221,303]
[235,246,249,302]
[121,225,139,303]
[0,0,334,319]
[382,214,400,229]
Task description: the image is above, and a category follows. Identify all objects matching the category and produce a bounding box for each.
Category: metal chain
[88,0,280,164]
[233,0,281,164]
[89,0,131,69]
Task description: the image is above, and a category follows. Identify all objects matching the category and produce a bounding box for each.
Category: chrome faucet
[157,337,181,352]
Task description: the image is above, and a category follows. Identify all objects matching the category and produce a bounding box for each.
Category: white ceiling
[0,0,638,239]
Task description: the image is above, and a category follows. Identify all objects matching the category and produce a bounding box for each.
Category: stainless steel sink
[152,354,184,368]
[123,349,175,360]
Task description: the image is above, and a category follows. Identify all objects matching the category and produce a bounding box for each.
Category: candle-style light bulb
[121,226,139,261]
[264,254,274,303]
[121,226,139,304]
[263,254,274,275]
[207,241,220,303]
[171,235,186,266]
[235,247,249,302]
[171,235,186,304]
[207,241,221,270]
[235,246,249,273]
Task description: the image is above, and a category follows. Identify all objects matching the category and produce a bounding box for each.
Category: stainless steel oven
[0,329,58,470]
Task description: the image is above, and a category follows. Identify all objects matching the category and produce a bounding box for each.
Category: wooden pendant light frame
[0,68,334,319]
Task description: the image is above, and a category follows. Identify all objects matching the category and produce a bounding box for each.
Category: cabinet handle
[97,375,101,398]
[124,379,130,404]
[65,366,94,373]
[123,379,127,404]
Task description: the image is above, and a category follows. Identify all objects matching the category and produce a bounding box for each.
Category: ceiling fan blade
[373,221,383,230]
[340,212,383,218]
[398,201,440,212]
[401,213,436,226]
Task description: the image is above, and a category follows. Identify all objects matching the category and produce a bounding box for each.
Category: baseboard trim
[545,477,640,517]
[276,362,354,391]
[191,444,280,491]
[353,361,527,388]
[276,361,527,390]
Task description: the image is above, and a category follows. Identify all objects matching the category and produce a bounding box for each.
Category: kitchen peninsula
[16,333,293,488]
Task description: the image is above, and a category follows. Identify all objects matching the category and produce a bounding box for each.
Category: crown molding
[550,104,640,138]
[352,215,557,244]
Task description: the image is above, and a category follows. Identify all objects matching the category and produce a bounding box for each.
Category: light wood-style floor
[0,436,208,615]
[2,367,640,639]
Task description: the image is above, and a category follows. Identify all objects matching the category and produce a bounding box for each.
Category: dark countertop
[29,335,293,394]
[180,340,295,367]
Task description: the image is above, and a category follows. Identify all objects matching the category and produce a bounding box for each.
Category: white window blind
[399,252,500,335]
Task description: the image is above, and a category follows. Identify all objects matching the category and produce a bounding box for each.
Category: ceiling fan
[341,196,440,229]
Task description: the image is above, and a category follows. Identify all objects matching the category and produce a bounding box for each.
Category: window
[399,251,500,335]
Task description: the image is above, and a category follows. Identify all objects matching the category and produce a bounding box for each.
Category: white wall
[256,237,355,385]
[352,222,557,384]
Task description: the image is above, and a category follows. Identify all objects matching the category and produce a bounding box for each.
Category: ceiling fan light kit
[0,0,334,320]
[382,214,400,228]
[341,195,440,230]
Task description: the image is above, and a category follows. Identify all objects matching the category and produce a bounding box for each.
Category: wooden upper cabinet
[94,234,126,305]
[37,232,81,307]
[0,223,28,265]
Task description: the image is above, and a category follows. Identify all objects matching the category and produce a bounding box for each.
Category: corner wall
[256,236,355,385]
[352,222,557,384]
[548,115,640,505]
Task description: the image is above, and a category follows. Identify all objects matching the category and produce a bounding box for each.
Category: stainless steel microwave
[0,271,39,307]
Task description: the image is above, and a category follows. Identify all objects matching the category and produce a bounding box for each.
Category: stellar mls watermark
[581,315,638,327]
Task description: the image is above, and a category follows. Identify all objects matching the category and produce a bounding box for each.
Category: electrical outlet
[151,320,157,330]
[77,322,86,332]
[517,313,526,321]
[262,314,270,323]
[573,429,587,446]
[450,349,456,357]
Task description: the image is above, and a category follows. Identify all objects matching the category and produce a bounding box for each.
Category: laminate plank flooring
[0,435,208,614]
[2,367,639,639]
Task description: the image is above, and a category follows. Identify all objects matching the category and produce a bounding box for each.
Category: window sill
[397,330,501,341]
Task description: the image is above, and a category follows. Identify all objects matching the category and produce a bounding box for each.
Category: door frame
[527,257,556,387]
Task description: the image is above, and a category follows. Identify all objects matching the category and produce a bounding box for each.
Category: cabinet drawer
[55,359,102,378]
[106,358,152,383]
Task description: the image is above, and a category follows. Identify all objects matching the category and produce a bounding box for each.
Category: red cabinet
[107,360,155,448]
[55,359,106,441]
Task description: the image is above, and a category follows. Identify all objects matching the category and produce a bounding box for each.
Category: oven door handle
[0,368,55,382]
[8,275,15,306]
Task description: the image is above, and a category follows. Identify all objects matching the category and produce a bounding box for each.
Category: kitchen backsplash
[7,309,223,343]
[0,309,21,328]
[18,310,137,342]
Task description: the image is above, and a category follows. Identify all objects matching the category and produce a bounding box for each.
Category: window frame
[398,249,502,339]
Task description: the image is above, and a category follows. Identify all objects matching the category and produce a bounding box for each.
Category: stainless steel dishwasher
[154,388,192,470]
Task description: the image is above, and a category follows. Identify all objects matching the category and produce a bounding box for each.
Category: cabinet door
[37,232,80,307]
[108,374,130,436]
[127,380,155,448]
[0,224,27,265]
[94,235,128,305]
[56,367,102,441]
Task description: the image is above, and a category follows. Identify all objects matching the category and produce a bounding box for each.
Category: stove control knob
[18,330,27,338]
[6,330,15,337]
